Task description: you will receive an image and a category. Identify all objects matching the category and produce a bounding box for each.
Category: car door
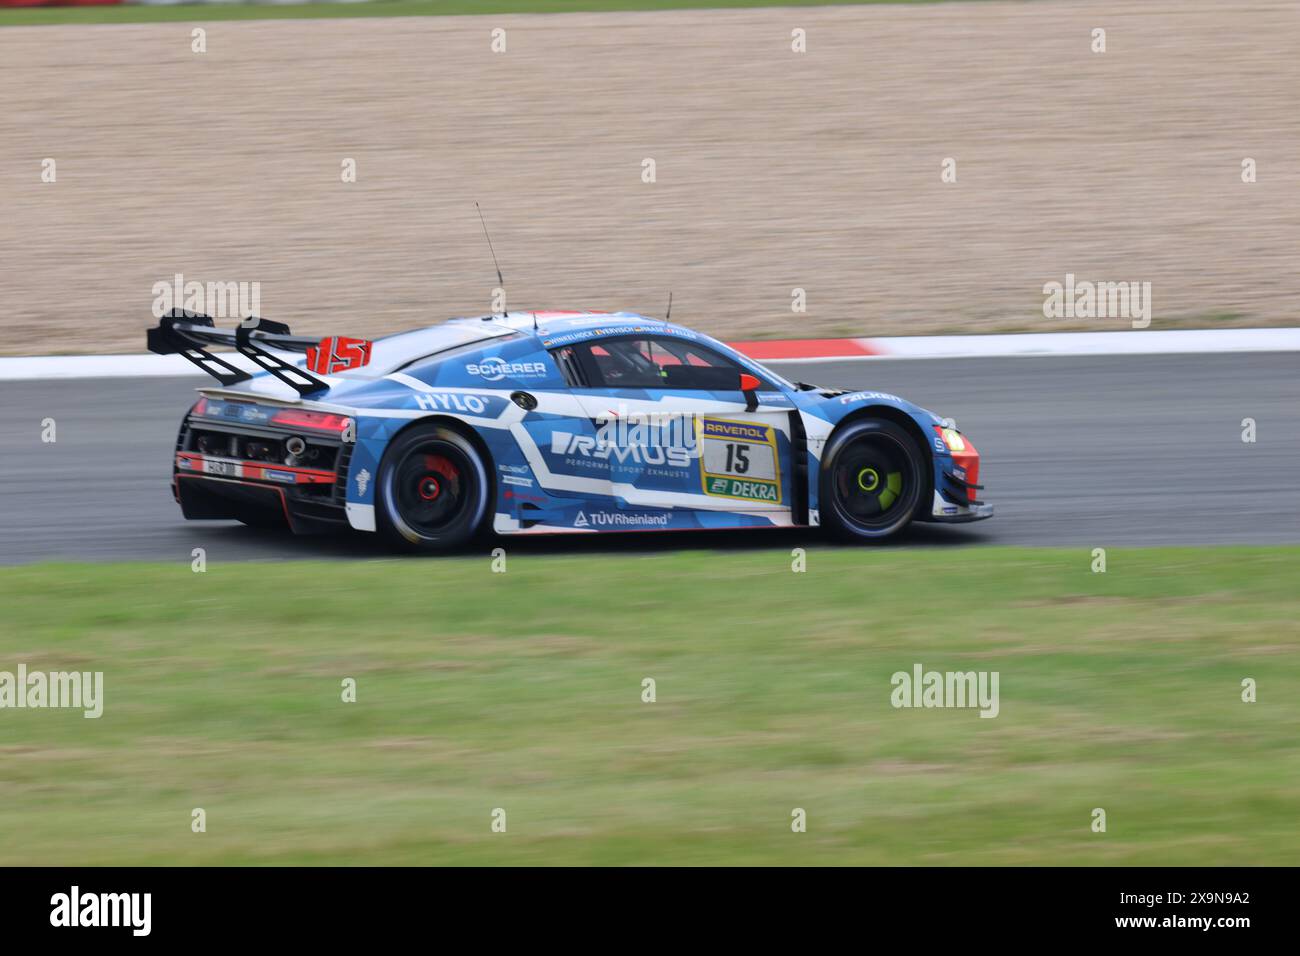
[552,335,795,516]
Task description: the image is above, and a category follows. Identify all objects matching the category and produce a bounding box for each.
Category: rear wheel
[376,424,491,551]
[819,419,925,541]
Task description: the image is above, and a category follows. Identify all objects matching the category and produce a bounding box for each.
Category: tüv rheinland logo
[574,509,669,528]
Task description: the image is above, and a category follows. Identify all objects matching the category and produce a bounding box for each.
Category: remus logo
[551,431,693,468]
[50,886,151,936]
[466,357,547,382]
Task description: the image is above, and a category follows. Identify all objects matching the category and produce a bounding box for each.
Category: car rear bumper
[171,403,353,533]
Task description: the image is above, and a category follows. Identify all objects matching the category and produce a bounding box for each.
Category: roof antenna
[475,202,508,320]
[665,291,673,324]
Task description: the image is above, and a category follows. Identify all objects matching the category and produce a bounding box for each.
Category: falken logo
[355,468,371,496]
[466,357,547,382]
[550,431,692,468]
[839,390,903,405]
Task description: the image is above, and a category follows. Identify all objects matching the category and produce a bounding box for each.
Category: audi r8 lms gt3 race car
[146,309,993,551]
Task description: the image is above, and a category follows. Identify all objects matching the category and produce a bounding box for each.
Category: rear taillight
[192,397,208,417]
[270,409,350,432]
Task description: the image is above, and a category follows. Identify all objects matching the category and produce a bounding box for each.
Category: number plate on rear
[203,459,238,477]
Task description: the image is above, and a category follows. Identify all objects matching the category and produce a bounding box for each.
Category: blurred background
[1,0,1297,868]
[2,0,1299,354]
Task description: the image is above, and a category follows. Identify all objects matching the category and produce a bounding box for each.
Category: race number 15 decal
[698,418,781,503]
[307,336,373,374]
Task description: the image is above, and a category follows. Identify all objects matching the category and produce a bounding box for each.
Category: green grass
[1,546,1297,865]
[0,0,947,28]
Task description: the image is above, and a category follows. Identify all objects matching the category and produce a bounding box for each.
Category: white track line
[0,328,1297,381]
[863,328,1300,361]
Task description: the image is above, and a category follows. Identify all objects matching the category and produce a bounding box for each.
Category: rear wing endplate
[147,310,334,396]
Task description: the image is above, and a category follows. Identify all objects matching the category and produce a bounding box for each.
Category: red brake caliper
[420,455,459,501]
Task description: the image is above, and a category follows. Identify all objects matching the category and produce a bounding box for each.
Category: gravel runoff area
[2,1,1298,354]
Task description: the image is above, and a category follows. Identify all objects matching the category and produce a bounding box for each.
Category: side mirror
[739,373,760,411]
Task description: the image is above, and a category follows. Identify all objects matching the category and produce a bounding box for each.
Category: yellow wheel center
[857,467,880,492]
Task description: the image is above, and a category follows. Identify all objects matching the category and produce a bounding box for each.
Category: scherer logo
[890,663,999,718]
[50,886,151,936]
[574,509,669,528]
[466,357,547,382]
[355,468,371,496]
[151,272,260,320]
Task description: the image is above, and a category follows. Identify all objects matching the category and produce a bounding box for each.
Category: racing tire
[819,418,925,542]
[376,424,492,552]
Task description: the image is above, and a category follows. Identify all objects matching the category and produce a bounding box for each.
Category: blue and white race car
[148,309,992,550]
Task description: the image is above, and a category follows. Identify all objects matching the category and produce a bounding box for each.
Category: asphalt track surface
[1,354,1297,565]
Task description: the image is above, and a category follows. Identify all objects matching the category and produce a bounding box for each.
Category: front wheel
[819,419,925,542]
[376,424,491,551]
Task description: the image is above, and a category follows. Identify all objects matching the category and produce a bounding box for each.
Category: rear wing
[147,310,371,396]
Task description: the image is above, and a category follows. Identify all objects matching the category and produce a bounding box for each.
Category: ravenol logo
[466,357,547,382]
[701,420,769,443]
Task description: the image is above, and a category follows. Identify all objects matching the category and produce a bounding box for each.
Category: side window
[551,345,591,388]
[650,337,769,390]
[549,336,768,390]
[588,340,663,388]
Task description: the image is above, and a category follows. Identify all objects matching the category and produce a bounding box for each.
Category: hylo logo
[414,392,491,415]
